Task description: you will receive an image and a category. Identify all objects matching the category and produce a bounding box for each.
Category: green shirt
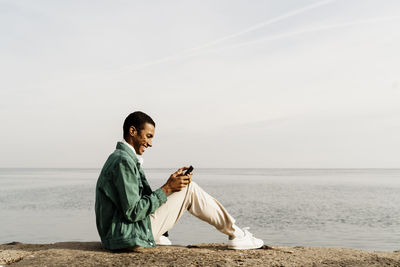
[95,142,167,250]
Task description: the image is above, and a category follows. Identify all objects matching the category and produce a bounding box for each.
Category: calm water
[0,168,399,251]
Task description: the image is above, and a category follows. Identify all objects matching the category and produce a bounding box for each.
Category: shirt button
[149,242,153,245]
[147,229,150,232]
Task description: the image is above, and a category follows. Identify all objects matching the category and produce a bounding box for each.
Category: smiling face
[130,122,155,155]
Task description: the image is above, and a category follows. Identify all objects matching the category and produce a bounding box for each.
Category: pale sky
[1,0,400,168]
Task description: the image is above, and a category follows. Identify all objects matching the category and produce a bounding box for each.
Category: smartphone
[184,165,194,176]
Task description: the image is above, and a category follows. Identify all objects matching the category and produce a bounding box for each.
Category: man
[95,111,263,250]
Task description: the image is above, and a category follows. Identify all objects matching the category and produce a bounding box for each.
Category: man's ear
[129,126,137,137]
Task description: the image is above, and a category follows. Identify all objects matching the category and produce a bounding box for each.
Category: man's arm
[114,159,167,223]
[161,167,192,194]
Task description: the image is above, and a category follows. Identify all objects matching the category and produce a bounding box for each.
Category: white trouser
[150,182,236,241]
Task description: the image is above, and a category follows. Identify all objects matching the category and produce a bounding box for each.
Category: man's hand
[161,166,193,194]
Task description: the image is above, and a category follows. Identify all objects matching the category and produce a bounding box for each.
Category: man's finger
[180,166,188,172]
[174,168,185,175]
[178,166,189,173]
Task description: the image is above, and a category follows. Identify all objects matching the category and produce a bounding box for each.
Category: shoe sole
[227,244,263,250]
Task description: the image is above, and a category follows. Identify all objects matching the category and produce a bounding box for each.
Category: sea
[0,168,399,252]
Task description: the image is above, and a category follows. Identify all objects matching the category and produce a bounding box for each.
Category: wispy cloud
[221,16,400,51]
[113,14,400,77]
[114,0,337,73]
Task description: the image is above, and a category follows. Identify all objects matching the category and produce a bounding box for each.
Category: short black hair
[123,111,155,139]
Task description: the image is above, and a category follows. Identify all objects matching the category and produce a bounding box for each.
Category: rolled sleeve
[153,188,167,204]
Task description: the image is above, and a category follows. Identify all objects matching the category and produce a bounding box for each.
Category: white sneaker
[227,227,264,250]
[155,235,172,246]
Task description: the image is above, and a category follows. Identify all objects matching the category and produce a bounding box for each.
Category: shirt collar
[122,139,144,165]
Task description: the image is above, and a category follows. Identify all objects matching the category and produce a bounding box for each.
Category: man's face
[131,122,155,155]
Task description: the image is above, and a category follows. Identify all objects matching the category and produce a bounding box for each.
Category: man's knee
[188,181,198,192]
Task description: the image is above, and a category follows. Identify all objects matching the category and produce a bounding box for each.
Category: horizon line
[1,167,399,170]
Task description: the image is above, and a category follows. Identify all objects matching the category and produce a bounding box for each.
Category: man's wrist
[161,184,171,195]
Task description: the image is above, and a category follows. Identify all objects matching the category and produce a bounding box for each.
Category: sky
[1,0,400,168]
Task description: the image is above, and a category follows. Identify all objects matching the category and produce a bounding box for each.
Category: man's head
[123,111,155,155]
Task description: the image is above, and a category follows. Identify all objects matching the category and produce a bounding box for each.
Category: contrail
[143,15,400,67]
[217,16,400,51]
[170,0,336,55]
[116,0,337,73]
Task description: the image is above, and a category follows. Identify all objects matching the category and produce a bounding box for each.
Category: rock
[0,242,399,266]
